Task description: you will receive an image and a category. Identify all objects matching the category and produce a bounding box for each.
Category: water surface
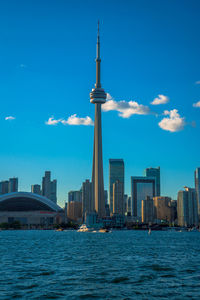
[0,230,200,299]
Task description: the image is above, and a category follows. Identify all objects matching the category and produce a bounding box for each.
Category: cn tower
[90,22,106,218]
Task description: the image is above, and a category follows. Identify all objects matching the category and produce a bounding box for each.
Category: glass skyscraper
[131,176,156,219]
[109,159,124,214]
[145,167,160,196]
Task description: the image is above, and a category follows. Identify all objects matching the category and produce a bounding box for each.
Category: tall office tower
[153,196,172,223]
[67,201,82,222]
[42,171,57,203]
[68,190,82,203]
[127,196,132,214]
[195,167,200,214]
[177,187,198,227]
[124,194,128,213]
[8,178,18,193]
[90,22,107,218]
[113,180,124,215]
[0,181,9,194]
[109,159,124,214]
[31,184,41,195]
[145,167,160,196]
[141,196,154,223]
[82,179,93,219]
[50,180,57,203]
[131,176,156,219]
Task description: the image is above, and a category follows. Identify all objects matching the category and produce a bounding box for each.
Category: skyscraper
[131,176,156,219]
[82,179,93,219]
[195,167,200,214]
[113,180,124,215]
[109,159,124,213]
[145,167,160,196]
[177,187,198,227]
[0,181,9,195]
[42,171,57,203]
[8,178,18,193]
[31,184,41,195]
[90,22,107,218]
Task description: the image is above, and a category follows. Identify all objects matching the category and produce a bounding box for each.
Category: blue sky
[0,0,200,207]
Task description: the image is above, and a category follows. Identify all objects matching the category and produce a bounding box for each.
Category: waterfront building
[195,167,200,214]
[0,181,9,195]
[42,171,57,203]
[82,180,93,220]
[153,196,172,223]
[68,190,82,203]
[0,192,63,227]
[31,184,41,195]
[177,187,198,227]
[124,194,128,213]
[8,178,18,193]
[90,22,107,218]
[109,159,124,214]
[145,167,160,196]
[67,201,82,223]
[127,196,132,214]
[141,196,154,223]
[113,180,124,215]
[131,176,155,219]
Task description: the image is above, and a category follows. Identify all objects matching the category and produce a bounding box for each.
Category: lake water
[0,230,200,299]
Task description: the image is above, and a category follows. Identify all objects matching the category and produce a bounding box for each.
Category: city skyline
[0,0,200,206]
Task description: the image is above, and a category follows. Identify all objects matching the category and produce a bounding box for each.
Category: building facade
[141,196,154,223]
[42,171,57,203]
[31,184,41,195]
[82,180,93,220]
[153,196,172,223]
[67,201,82,223]
[0,181,9,195]
[68,190,82,203]
[145,167,160,196]
[109,159,124,214]
[113,180,124,215]
[131,176,155,219]
[177,187,198,227]
[8,178,18,193]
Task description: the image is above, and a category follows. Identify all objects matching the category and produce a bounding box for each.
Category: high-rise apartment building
[31,184,41,195]
[82,180,93,219]
[8,178,18,193]
[42,171,57,203]
[177,187,198,227]
[67,201,82,222]
[153,196,172,223]
[113,180,124,215]
[131,176,156,219]
[141,196,154,223]
[68,190,82,203]
[145,167,160,196]
[109,159,124,214]
[0,181,9,195]
[195,167,200,214]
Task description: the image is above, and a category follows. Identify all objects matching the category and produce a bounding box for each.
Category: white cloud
[45,117,61,125]
[5,116,15,121]
[158,109,185,132]
[151,94,169,105]
[193,101,200,108]
[45,115,93,126]
[103,94,150,118]
[195,81,200,85]
[62,114,93,126]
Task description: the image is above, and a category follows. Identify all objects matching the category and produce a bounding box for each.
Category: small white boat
[77,224,93,232]
[148,228,151,235]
